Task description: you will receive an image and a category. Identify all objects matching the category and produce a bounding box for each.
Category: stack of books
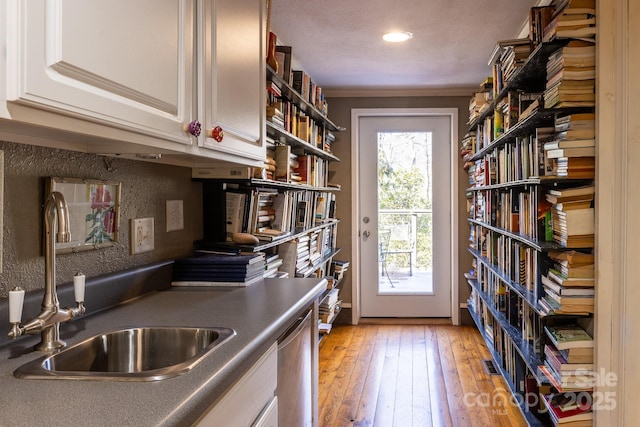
[543,0,596,43]
[319,288,341,324]
[330,259,350,282]
[498,40,533,83]
[468,77,493,123]
[544,41,596,109]
[540,250,594,315]
[546,184,595,247]
[542,392,594,426]
[263,253,285,278]
[540,324,595,426]
[544,112,595,160]
[171,252,266,287]
[459,131,476,171]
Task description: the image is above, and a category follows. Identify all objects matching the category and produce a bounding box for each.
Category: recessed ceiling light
[383,31,413,43]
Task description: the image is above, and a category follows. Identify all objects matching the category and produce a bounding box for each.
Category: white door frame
[350,108,460,325]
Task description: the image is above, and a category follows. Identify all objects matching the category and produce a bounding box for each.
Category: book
[548,185,595,197]
[171,275,264,287]
[539,364,594,392]
[542,275,594,295]
[545,325,594,350]
[539,296,594,316]
[548,250,594,265]
[558,346,594,364]
[547,268,594,287]
[544,139,595,150]
[554,112,595,132]
[542,393,593,425]
[552,199,593,210]
[174,252,265,266]
[274,45,292,83]
[544,286,594,306]
[225,191,247,238]
[555,128,596,140]
[545,344,594,372]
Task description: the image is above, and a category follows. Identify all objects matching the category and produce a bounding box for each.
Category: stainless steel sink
[14,326,236,381]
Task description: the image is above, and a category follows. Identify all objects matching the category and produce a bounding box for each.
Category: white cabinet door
[199,0,265,164]
[195,343,277,427]
[6,0,196,148]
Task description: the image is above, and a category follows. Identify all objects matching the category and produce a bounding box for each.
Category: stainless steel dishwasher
[277,308,313,427]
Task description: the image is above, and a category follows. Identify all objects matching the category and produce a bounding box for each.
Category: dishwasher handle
[278,309,312,348]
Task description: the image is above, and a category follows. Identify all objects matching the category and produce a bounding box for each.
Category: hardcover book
[544,325,593,350]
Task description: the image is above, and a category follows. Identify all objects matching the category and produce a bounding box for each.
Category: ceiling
[269,0,543,96]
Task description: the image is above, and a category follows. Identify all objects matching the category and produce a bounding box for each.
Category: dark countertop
[0,277,326,426]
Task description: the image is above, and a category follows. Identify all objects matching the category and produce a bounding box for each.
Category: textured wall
[0,141,203,299]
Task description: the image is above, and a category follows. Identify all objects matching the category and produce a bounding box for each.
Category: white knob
[9,287,25,324]
[74,273,85,303]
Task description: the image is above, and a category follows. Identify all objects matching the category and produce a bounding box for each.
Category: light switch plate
[166,200,184,232]
[131,217,154,254]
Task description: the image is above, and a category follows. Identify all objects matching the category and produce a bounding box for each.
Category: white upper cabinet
[4,0,198,151]
[198,0,266,163]
[1,0,266,166]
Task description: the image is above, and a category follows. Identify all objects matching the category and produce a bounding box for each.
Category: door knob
[362,230,370,240]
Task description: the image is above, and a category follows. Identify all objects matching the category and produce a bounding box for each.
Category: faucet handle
[73,273,85,303]
[9,287,25,324]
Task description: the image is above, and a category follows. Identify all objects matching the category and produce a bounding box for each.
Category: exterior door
[358,111,452,317]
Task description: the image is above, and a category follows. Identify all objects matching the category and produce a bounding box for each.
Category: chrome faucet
[8,191,86,352]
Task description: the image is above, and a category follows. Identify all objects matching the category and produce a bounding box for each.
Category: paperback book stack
[171,252,266,287]
[546,184,595,247]
[542,0,596,43]
[498,39,533,83]
[319,288,341,325]
[459,131,476,171]
[468,77,493,124]
[263,253,286,278]
[540,324,594,426]
[330,259,350,282]
[266,81,285,129]
[540,250,594,315]
[544,112,595,176]
[275,145,299,183]
[544,40,596,110]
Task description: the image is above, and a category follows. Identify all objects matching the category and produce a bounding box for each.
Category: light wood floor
[318,324,528,427]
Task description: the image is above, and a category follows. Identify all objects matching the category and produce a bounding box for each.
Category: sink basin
[14,326,236,381]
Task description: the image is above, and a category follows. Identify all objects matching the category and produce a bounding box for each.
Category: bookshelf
[462,1,596,426]
[195,43,346,320]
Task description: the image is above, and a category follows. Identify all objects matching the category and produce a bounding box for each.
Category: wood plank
[318,324,528,427]
[351,325,390,426]
[319,325,368,426]
[336,325,378,426]
[373,325,401,426]
[424,326,453,427]
[436,326,471,426]
[318,328,366,425]
[411,326,432,426]
[449,325,493,427]
[318,325,354,419]
[392,326,416,426]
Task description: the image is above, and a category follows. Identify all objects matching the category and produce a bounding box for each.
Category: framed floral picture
[47,177,121,253]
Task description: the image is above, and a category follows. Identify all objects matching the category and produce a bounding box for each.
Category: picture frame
[47,177,121,253]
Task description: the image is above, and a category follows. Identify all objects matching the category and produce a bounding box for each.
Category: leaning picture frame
[47,177,121,253]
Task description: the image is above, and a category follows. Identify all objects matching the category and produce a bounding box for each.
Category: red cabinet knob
[210,126,224,142]
[185,120,202,137]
